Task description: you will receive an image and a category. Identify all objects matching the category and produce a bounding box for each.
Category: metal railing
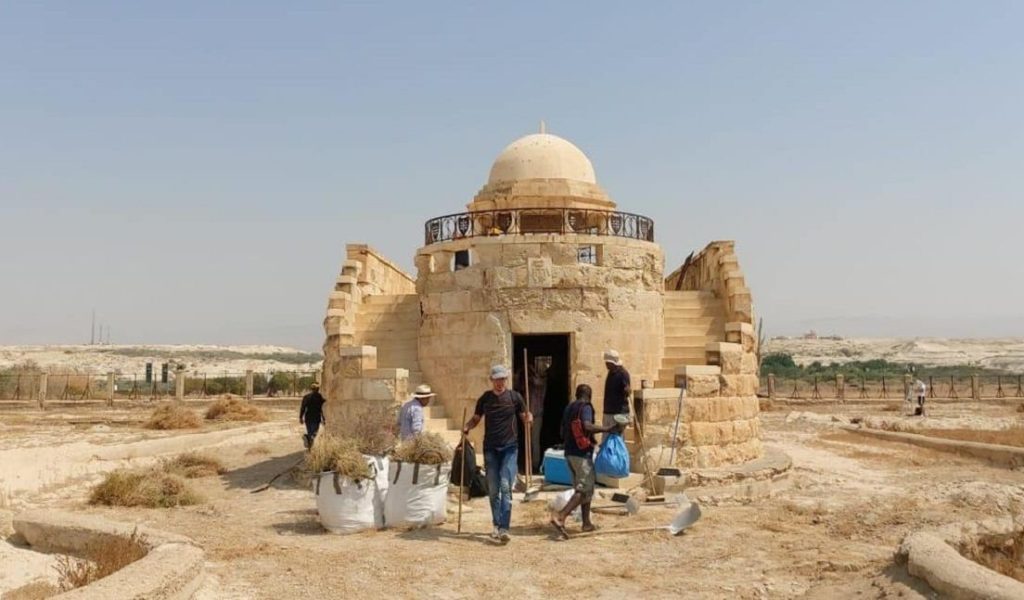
[424,207,655,245]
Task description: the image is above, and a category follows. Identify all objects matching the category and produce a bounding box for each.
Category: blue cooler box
[542,448,573,486]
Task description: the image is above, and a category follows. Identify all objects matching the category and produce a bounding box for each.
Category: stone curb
[896,517,1024,600]
[13,510,204,600]
[842,426,1024,468]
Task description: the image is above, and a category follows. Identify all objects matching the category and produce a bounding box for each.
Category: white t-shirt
[915,380,926,396]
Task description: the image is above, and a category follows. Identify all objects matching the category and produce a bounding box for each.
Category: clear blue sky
[2,1,1022,350]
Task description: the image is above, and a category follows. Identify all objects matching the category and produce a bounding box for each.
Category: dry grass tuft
[204,398,268,422]
[758,398,775,412]
[245,444,271,456]
[54,529,148,592]
[144,404,201,430]
[162,452,225,478]
[961,530,1024,583]
[339,404,398,456]
[2,580,59,600]
[305,433,371,480]
[89,468,203,508]
[391,432,453,465]
[881,402,904,412]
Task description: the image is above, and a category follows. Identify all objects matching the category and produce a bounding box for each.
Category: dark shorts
[567,454,596,500]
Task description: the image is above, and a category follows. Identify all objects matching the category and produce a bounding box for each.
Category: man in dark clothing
[299,383,326,447]
[602,349,632,439]
[551,384,620,538]
[463,364,531,544]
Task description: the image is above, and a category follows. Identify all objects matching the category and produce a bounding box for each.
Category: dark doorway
[512,334,570,474]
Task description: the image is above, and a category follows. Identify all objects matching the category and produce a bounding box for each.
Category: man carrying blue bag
[550,384,622,538]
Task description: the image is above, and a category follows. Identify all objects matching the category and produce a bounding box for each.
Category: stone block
[363,377,398,402]
[581,289,609,313]
[485,267,516,289]
[338,346,377,378]
[527,257,553,287]
[689,422,718,446]
[544,288,581,310]
[414,253,434,275]
[732,419,753,443]
[675,365,721,397]
[707,342,743,374]
[719,374,759,397]
[440,290,471,313]
[453,267,485,289]
[339,379,363,401]
[740,352,758,375]
[502,243,541,267]
[724,322,755,347]
[544,242,579,265]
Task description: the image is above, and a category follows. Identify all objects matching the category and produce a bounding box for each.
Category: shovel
[572,493,701,538]
[592,495,641,516]
[656,386,684,478]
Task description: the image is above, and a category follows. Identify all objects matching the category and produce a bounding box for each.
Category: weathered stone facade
[321,130,764,467]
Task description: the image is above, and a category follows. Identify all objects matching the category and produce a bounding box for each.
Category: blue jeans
[483,443,517,530]
[305,419,322,440]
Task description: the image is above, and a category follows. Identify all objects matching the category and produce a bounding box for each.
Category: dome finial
[539,120,546,134]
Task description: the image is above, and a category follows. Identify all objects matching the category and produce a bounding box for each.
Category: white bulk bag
[363,454,389,529]
[314,468,376,535]
[384,461,451,528]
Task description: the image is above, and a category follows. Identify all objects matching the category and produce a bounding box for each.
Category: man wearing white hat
[602,350,632,435]
[462,364,530,543]
[398,384,437,441]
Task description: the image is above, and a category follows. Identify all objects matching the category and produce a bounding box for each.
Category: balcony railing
[424,207,655,246]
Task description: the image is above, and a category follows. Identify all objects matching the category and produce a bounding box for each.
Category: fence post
[106,372,115,406]
[245,370,254,401]
[38,372,48,408]
[903,374,911,399]
[175,367,186,402]
[836,374,845,401]
[971,375,980,401]
[767,374,775,400]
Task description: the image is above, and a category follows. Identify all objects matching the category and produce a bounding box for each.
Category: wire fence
[0,370,319,403]
[762,374,1024,401]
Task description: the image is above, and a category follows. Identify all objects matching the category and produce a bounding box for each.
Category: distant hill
[0,344,323,375]
[763,337,1024,373]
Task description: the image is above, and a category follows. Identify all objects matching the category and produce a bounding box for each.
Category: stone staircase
[353,294,461,445]
[656,290,726,387]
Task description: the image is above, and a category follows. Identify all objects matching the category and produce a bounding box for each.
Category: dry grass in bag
[145,404,201,430]
[89,468,203,508]
[341,404,397,456]
[391,432,453,465]
[54,529,148,592]
[204,397,268,422]
[162,452,225,478]
[306,433,372,480]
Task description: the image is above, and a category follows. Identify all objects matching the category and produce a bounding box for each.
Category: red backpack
[568,402,593,451]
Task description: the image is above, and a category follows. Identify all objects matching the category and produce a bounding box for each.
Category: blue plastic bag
[594,432,630,478]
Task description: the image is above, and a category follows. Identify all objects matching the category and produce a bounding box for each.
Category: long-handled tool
[656,385,685,478]
[571,494,702,538]
[457,407,467,534]
[522,348,541,503]
[251,456,306,494]
[626,394,657,493]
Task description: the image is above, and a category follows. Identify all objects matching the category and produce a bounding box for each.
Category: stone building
[322,129,762,470]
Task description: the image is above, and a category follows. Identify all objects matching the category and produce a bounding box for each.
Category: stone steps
[658,290,724,388]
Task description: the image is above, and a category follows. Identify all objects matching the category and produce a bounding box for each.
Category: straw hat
[413,384,436,399]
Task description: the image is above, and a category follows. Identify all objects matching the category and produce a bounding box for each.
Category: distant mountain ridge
[763,337,1024,372]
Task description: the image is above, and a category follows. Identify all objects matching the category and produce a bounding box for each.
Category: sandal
[549,518,569,540]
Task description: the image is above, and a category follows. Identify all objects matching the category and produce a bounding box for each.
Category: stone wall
[415,233,664,437]
[322,346,409,433]
[322,244,416,403]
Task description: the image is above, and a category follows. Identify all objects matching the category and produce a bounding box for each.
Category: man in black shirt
[299,382,326,448]
[550,384,619,538]
[463,364,530,543]
[602,349,632,439]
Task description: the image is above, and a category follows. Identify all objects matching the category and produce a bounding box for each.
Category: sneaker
[490,527,500,540]
[498,529,511,543]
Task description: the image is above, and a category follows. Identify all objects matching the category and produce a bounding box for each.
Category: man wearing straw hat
[398,384,437,441]
[463,364,530,543]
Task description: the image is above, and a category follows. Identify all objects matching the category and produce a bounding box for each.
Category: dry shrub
[2,580,59,600]
[881,402,903,412]
[204,397,268,422]
[245,444,271,456]
[54,529,148,592]
[162,452,224,478]
[340,404,397,456]
[305,433,371,480]
[961,530,1024,583]
[145,404,201,430]
[391,432,453,465]
[89,468,202,508]
[758,398,775,412]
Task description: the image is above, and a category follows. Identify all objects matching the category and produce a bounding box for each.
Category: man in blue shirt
[550,383,620,538]
[398,384,436,441]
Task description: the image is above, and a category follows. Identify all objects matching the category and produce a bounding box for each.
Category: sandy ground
[3,401,1024,599]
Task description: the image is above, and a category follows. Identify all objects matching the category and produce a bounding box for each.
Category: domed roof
[487,132,596,185]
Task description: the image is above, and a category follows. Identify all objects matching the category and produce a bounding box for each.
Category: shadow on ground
[222,451,308,491]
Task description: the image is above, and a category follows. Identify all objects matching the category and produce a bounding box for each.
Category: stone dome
[487,133,596,185]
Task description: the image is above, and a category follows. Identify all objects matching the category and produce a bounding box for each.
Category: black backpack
[452,440,489,498]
